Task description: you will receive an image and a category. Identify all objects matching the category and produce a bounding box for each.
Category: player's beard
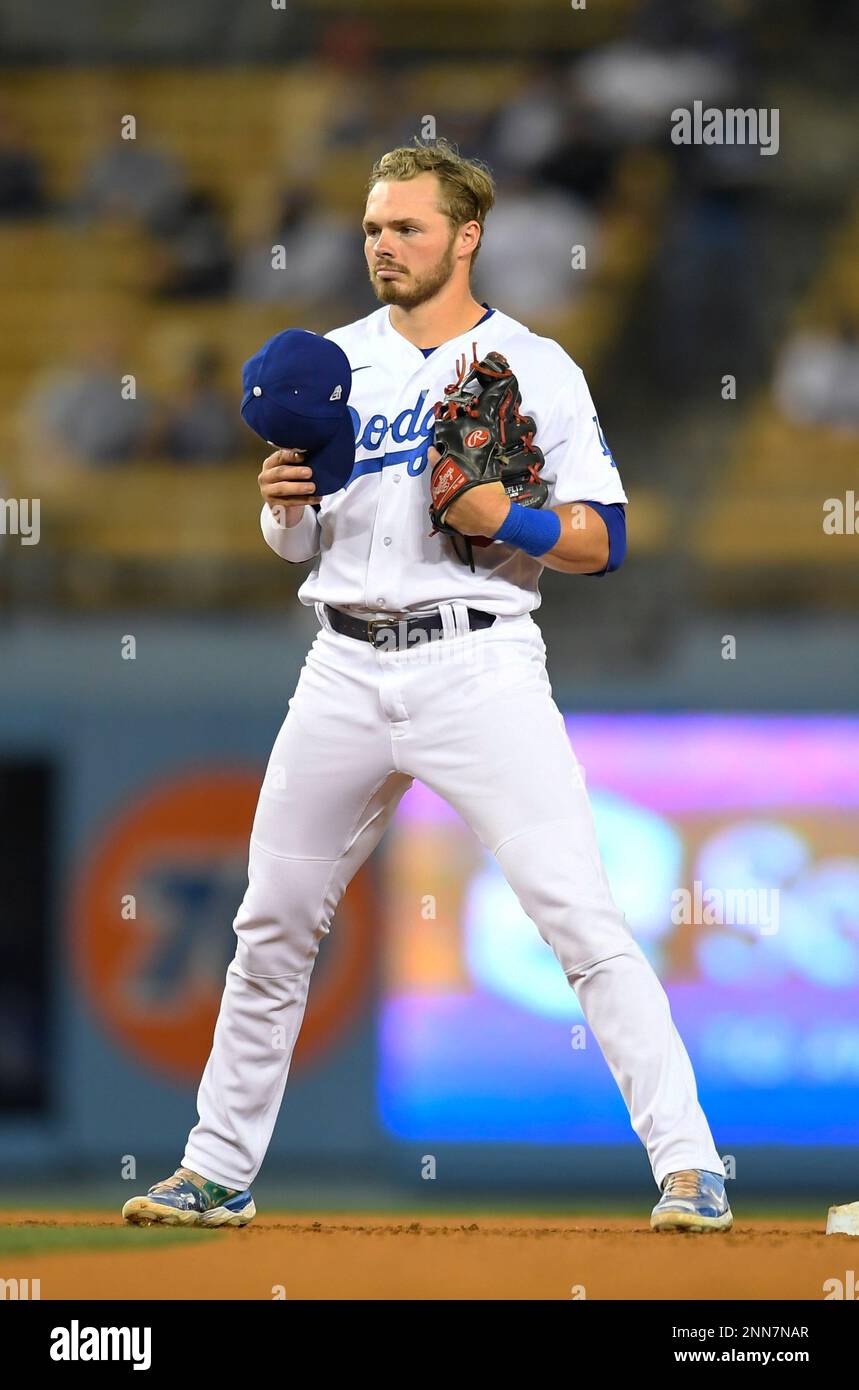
[369,233,457,309]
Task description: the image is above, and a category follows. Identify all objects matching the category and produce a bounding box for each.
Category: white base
[826,1200,859,1235]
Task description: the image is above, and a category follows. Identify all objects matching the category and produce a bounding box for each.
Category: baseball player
[123,139,732,1235]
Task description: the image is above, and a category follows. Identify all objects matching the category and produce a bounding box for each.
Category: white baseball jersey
[261,305,628,617]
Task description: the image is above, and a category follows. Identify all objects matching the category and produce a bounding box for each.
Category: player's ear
[457,219,481,259]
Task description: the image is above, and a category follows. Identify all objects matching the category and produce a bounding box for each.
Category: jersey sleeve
[260,501,322,563]
[540,366,628,507]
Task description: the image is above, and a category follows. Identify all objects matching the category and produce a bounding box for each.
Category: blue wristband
[492,503,562,557]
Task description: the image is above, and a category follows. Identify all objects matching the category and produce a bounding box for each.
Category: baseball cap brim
[295,409,357,496]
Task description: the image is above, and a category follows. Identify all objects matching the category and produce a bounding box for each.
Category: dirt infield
[0,1212,852,1299]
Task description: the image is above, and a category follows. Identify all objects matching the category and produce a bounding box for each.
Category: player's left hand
[427,447,511,537]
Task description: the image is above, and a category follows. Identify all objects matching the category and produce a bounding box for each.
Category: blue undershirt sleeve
[577,500,627,575]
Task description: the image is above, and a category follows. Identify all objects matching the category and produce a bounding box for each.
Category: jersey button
[392,474,401,483]
[383,537,392,546]
[376,597,385,605]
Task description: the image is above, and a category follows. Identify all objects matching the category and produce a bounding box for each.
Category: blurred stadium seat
[700,194,859,591]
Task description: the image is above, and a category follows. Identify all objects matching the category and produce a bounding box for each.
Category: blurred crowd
[3,0,857,479]
[774,318,859,433]
[20,338,243,468]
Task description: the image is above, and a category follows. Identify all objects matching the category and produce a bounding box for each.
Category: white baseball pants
[183,605,724,1191]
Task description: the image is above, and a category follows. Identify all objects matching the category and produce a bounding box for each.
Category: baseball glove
[428,349,548,570]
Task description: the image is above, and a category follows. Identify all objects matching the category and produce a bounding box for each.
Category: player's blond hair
[367,138,495,266]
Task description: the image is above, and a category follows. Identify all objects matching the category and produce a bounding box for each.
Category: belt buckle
[367,617,401,648]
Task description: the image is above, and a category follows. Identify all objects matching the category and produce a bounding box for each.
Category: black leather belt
[324,604,497,649]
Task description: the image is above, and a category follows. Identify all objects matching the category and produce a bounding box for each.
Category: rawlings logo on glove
[428,348,547,570]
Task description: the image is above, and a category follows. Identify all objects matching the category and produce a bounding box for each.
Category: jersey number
[593,413,617,468]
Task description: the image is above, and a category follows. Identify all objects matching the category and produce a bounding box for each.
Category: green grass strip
[0,1225,211,1257]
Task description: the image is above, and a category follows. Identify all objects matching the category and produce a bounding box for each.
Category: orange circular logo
[72,769,377,1083]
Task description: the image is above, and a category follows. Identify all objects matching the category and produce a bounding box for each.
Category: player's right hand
[258,448,322,525]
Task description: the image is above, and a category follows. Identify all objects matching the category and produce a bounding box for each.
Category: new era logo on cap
[329,384,343,401]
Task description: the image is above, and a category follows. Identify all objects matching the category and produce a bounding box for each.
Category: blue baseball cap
[240,329,356,495]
